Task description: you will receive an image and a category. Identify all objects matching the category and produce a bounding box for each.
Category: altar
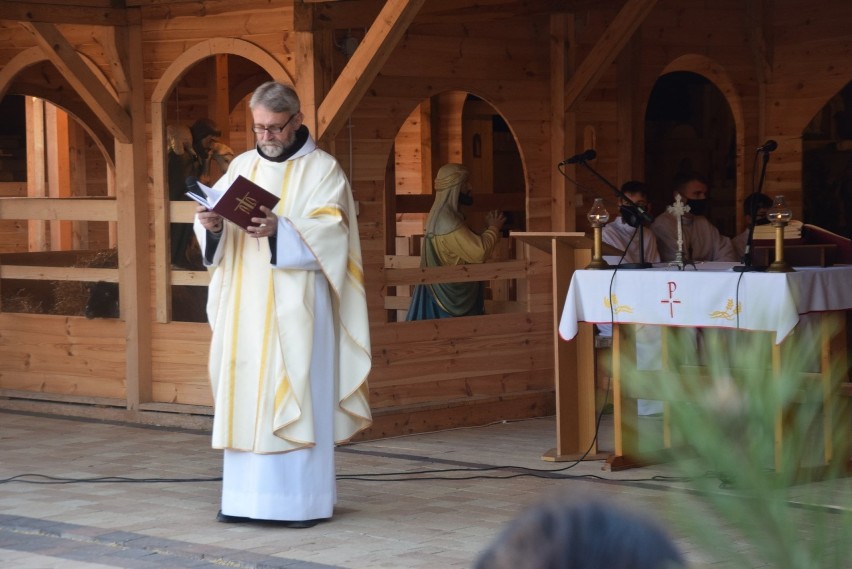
[558,263,852,471]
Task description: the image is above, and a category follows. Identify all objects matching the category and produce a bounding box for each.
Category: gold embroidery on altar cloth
[709,299,741,320]
[603,294,634,314]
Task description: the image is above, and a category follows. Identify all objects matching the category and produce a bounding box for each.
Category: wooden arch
[382,87,528,266]
[150,38,292,323]
[388,87,528,181]
[798,76,852,129]
[151,38,292,105]
[658,54,745,139]
[0,47,44,100]
[0,47,116,166]
[648,54,746,210]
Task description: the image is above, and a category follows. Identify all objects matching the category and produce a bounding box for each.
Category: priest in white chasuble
[193,81,371,527]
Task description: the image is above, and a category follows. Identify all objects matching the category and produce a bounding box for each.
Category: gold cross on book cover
[186,175,280,230]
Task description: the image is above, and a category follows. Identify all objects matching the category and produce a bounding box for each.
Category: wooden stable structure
[1,0,850,440]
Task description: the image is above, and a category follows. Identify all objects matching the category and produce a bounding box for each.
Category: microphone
[560,149,597,165]
[756,140,778,153]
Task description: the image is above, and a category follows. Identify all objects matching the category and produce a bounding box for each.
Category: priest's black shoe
[216,510,251,523]
[216,510,319,528]
[274,519,319,528]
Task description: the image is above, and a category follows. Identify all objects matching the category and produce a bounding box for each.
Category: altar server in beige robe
[194,81,371,527]
[651,172,737,263]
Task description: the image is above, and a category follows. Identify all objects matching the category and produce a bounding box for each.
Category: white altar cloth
[558,263,852,344]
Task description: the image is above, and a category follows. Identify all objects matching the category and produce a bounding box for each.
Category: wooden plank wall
[0,182,26,252]
[0,313,125,401]
[328,12,558,427]
[765,0,852,217]
[1,0,851,435]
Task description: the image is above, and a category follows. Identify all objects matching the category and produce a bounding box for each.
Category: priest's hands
[250,206,278,239]
[197,205,223,234]
[196,205,277,238]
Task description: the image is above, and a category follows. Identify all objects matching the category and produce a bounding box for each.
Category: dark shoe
[217,510,320,528]
[274,519,318,529]
[216,510,251,523]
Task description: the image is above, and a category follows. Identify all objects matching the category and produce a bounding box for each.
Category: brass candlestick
[586,198,610,270]
[766,195,795,273]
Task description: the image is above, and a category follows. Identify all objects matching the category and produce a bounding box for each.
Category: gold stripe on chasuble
[254,273,277,436]
[278,161,294,214]
[348,257,364,286]
[309,205,347,229]
[274,373,291,410]
[225,229,247,447]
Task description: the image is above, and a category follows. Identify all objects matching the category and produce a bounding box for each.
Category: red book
[186,175,280,230]
[802,223,852,264]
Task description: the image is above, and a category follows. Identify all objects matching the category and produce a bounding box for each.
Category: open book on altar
[185,175,280,230]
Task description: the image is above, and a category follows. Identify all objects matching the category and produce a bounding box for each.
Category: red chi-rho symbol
[661,281,681,318]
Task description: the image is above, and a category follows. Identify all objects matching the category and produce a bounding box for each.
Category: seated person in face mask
[651,172,737,263]
[602,181,661,266]
[732,192,773,261]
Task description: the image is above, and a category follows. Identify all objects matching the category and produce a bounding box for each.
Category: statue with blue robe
[406,163,506,320]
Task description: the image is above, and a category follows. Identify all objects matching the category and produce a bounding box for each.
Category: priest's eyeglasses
[252,113,297,134]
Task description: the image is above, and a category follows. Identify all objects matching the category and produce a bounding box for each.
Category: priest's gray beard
[258,132,296,158]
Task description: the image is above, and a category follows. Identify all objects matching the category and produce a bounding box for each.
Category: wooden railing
[381,254,529,314]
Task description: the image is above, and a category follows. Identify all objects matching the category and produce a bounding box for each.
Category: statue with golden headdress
[406,163,506,320]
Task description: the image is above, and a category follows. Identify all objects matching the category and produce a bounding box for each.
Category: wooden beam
[170,271,211,287]
[564,0,658,112]
[0,265,118,283]
[294,2,334,145]
[0,197,117,221]
[382,259,528,286]
[22,21,133,143]
[213,54,230,144]
[395,192,525,213]
[0,47,46,102]
[25,96,48,251]
[113,18,152,408]
[45,103,73,250]
[551,13,569,232]
[100,27,132,99]
[317,0,426,143]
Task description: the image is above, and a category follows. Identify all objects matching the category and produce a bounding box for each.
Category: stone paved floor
[0,410,849,568]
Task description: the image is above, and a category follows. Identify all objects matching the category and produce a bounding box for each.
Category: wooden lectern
[512,232,619,462]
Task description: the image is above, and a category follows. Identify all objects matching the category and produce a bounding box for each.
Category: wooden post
[25,96,47,252]
[213,54,230,146]
[513,232,607,462]
[115,20,152,409]
[45,103,73,250]
[550,13,568,232]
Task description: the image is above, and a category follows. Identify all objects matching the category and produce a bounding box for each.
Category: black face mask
[458,191,474,206]
[686,198,709,216]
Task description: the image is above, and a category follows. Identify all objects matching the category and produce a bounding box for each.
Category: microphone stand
[733,150,771,273]
[577,159,653,269]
